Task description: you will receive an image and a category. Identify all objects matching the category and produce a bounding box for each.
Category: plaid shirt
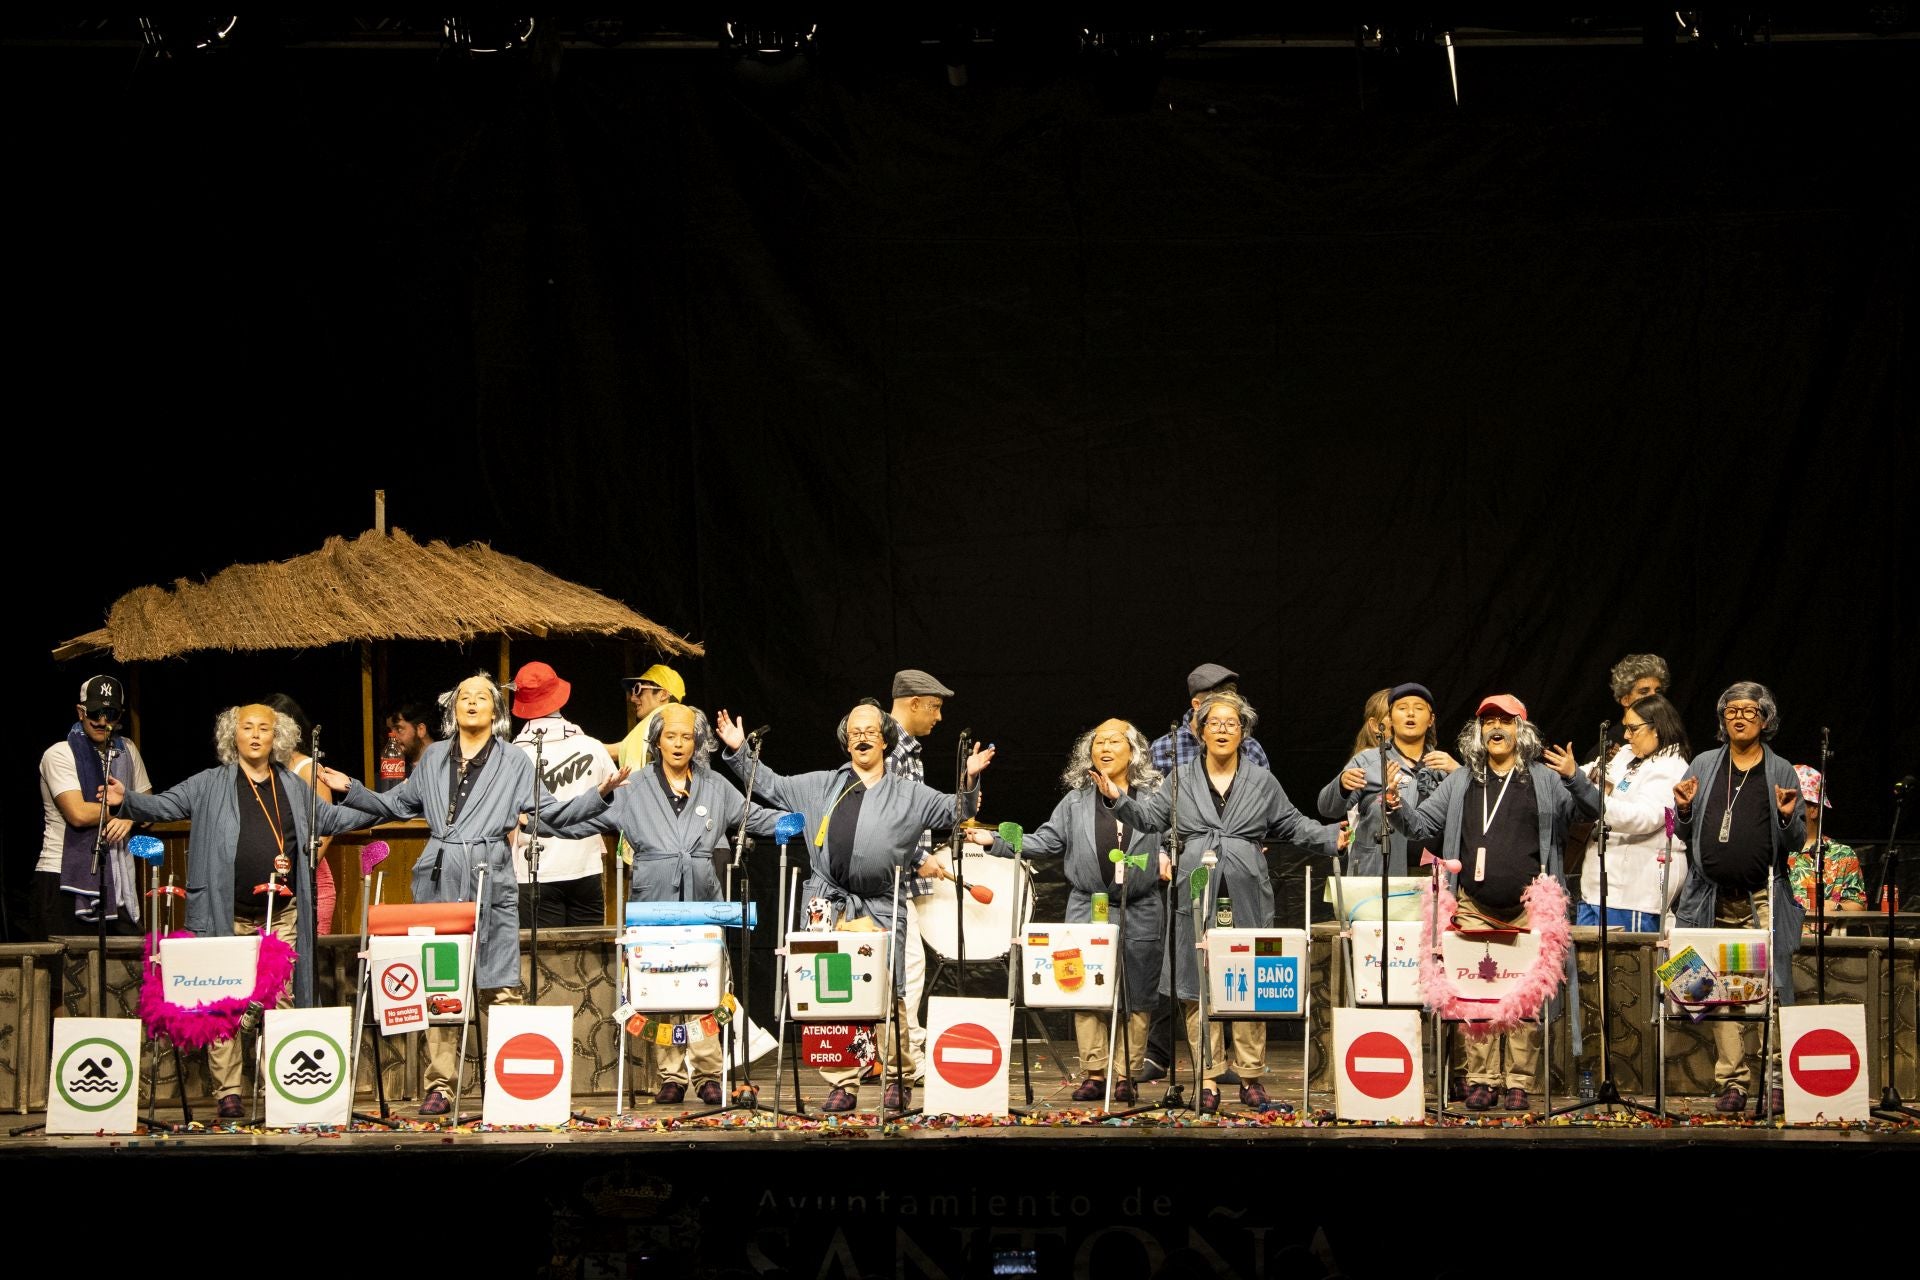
[1149,716,1271,774]
[887,732,938,897]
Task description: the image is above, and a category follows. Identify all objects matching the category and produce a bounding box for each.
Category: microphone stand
[769,817,809,1118]
[688,730,766,1120]
[1872,778,1919,1119]
[1156,723,1190,1111]
[952,730,973,997]
[1551,722,1663,1119]
[1376,722,1393,1009]
[1813,728,1831,1004]
[92,739,118,1020]
[525,727,546,1004]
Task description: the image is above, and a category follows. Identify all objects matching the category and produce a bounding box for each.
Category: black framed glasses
[1620,721,1650,736]
[1722,705,1763,722]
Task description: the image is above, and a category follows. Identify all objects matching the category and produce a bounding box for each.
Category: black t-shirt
[445,735,496,827]
[234,770,296,915]
[825,781,868,889]
[1466,766,1541,915]
[653,759,692,817]
[1697,759,1775,892]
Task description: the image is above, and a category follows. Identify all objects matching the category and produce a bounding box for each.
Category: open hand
[1424,751,1460,774]
[600,765,633,797]
[1088,768,1121,801]
[715,709,746,752]
[967,742,996,779]
[319,765,353,794]
[1544,742,1578,778]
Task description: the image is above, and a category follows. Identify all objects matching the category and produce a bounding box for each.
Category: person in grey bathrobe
[324,673,625,1116]
[108,702,379,1118]
[575,703,784,1106]
[969,718,1169,1103]
[1093,691,1348,1116]
[1317,682,1459,876]
[715,699,994,1114]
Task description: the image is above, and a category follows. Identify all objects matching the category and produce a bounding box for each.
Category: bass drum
[915,847,1034,964]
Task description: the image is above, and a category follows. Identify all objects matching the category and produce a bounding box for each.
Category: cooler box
[1350,920,1426,1007]
[1324,876,1427,922]
[1205,927,1308,1018]
[1020,922,1119,1009]
[623,925,727,1013]
[785,934,892,1021]
[1439,929,1541,1004]
[1666,927,1769,1005]
[158,936,261,1008]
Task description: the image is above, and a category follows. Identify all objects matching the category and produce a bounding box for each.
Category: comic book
[1655,945,1718,1021]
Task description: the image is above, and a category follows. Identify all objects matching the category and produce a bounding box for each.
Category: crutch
[448,865,487,1123]
[770,813,806,1118]
[347,840,394,1124]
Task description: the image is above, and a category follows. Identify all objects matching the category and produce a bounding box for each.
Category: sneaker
[822,1086,858,1113]
[216,1094,245,1120]
[1239,1081,1292,1114]
[1198,1088,1221,1115]
[1111,1079,1137,1103]
[1714,1087,1747,1113]
[655,1081,686,1106]
[883,1081,912,1110]
[1071,1077,1107,1102]
[1137,1058,1168,1083]
[419,1090,450,1116]
[695,1081,723,1106]
[1463,1083,1495,1111]
[1502,1088,1530,1112]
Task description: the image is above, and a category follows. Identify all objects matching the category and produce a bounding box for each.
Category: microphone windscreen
[127,835,165,864]
[361,840,392,876]
[775,812,807,843]
[997,821,1024,855]
[967,883,994,906]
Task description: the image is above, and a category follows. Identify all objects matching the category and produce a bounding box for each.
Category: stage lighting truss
[136,17,237,56]
[442,17,537,54]
[723,22,818,63]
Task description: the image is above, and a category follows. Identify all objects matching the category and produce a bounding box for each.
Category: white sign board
[1332,1007,1425,1122]
[368,932,473,1035]
[922,996,1012,1117]
[264,1007,353,1128]
[1021,923,1119,1009]
[1350,921,1426,1007]
[1439,930,1541,1003]
[1779,1005,1871,1124]
[483,1004,574,1127]
[48,1018,141,1134]
[785,934,891,1021]
[623,926,727,1012]
[1206,927,1308,1018]
[159,935,260,1007]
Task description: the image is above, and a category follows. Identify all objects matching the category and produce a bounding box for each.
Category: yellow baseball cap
[624,663,685,701]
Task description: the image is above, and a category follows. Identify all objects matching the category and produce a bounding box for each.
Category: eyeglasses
[1722,706,1764,722]
[1202,719,1242,732]
[1620,722,1650,736]
[846,728,886,742]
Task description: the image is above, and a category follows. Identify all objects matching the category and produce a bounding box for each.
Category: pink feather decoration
[1417,874,1571,1039]
[136,929,299,1051]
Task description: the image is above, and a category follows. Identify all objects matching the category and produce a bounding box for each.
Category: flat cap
[892,669,954,699]
[1186,663,1239,699]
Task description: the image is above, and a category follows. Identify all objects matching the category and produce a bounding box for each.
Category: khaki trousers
[207,907,299,1098]
[1077,1009,1151,1081]
[1456,893,1542,1091]
[425,984,522,1095]
[1182,1000,1266,1088]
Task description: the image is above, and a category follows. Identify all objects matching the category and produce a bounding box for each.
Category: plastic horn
[996,821,1024,855]
[774,811,807,844]
[128,835,165,865]
[1419,850,1464,875]
[360,839,392,877]
[1108,848,1148,872]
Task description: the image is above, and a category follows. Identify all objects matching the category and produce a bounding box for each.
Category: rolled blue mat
[624,900,759,928]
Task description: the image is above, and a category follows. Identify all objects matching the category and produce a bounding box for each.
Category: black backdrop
[5,33,1915,935]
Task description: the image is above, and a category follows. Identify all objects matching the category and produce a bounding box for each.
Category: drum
[915,851,1034,964]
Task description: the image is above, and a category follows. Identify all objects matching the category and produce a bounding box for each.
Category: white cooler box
[785,933,892,1021]
[624,925,727,1012]
[1205,927,1308,1018]
[159,935,261,1007]
[1439,929,1541,1004]
[1350,920,1427,1007]
[1020,922,1119,1009]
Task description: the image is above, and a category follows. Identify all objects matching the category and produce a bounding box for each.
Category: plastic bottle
[1578,1068,1597,1100]
[377,731,406,792]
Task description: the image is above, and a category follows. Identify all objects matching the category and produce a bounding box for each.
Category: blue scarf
[59,724,137,923]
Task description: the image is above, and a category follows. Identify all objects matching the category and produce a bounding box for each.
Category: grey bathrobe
[582,762,784,903]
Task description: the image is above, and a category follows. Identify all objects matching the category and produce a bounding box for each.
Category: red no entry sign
[1345,1030,1414,1099]
[933,1022,1003,1090]
[1788,1027,1860,1097]
[494,1032,566,1100]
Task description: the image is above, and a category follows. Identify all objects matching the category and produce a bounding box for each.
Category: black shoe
[1137,1058,1167,1083]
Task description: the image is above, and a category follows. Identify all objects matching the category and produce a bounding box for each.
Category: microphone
[746,724,772,745]
[360,839,392,877]
[128,835,165,865]
[774,812,806,844]
[1894,775,1918,801]
[238,1000,266,1036]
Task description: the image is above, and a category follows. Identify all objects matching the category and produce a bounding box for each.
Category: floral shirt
[1787,840,1867,912]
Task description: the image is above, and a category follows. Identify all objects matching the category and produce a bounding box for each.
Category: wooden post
[361,641,376,787]
[498,635,511,686]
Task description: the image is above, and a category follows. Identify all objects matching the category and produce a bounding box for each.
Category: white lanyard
[1480,767,1517,836]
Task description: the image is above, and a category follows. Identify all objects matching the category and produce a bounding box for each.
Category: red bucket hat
[511,661,571,720]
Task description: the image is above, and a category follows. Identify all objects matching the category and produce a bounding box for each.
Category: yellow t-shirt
[615,707,663,866]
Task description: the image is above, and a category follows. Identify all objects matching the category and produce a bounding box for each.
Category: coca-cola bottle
[377,731,406,792]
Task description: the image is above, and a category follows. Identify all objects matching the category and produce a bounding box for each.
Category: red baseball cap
[511,661,571,720]
[1475,693,1528,720]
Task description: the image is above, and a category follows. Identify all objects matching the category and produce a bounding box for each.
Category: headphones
[835,697,901,753]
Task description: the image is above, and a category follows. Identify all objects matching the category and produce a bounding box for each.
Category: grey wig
[1608,653,1671,702]
[1714,680,1780,743]
[1194,691,1259,741]
[646,706,719,767]
[213,704,300,767]
[439,673,513,741]
[1456,715,1544,779]
[1060,722,1163,792]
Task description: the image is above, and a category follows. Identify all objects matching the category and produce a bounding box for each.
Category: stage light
[1673,10,1766,47]
[722,21,818,64]
[1080,29,1169,111]
[136,17,237,56]
[442,17,536,54]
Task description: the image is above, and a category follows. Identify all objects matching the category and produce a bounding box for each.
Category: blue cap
[1388,683,1435,709]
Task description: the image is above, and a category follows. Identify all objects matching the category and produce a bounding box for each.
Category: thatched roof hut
[55,527,702,662]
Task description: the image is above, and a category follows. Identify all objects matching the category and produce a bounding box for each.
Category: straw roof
[55,527,703,662]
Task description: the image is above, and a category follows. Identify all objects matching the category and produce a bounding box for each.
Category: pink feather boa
[1418,875,1570,1039]
[136,929,298,1051]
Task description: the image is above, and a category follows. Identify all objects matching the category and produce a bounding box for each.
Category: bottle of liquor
[377,731,406,792]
